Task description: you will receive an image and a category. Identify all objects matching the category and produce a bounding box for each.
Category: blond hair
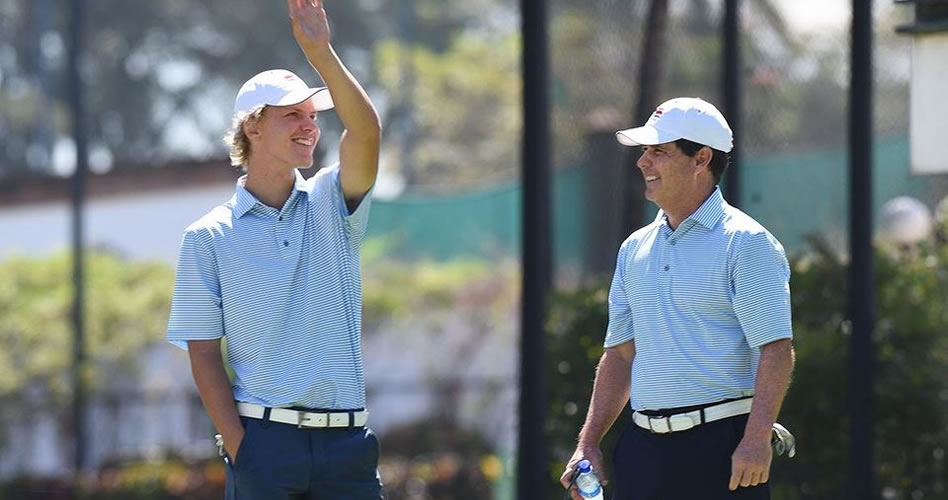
[224,106,265,170]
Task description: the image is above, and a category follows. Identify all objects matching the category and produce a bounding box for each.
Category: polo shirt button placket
[276,212,291,253]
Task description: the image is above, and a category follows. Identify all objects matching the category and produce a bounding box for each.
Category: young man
[167,1,382,498]
[560,97,794,499]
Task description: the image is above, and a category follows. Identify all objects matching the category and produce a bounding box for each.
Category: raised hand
[288,0,330,51]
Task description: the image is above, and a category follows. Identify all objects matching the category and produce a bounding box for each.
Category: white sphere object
[879,196,932,245]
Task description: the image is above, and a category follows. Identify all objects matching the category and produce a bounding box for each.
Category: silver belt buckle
[296,410,307,428]
[297,411,328,429]
[648,416,670,433]
[668,414,696,432]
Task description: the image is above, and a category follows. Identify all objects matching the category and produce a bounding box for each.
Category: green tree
[0,253,174,445]
[374,34,521,190]
[0,0,387,175]
[0,0,519,178]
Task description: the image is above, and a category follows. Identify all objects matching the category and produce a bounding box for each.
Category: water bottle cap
[577,459,592,473]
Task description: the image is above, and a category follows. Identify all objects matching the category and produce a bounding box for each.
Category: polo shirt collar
[689,186,727,228]
[232,169,311,219]
[654,186,728,230]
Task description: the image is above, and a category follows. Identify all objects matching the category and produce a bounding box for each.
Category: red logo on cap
[653,109,663,117]
[284,74,296,81]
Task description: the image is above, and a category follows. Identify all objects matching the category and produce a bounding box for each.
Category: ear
[693,146,713,174]
[243,115,263,142]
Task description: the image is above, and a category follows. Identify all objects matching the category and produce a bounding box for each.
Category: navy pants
[224,416,382,499]
[611,414,769,500]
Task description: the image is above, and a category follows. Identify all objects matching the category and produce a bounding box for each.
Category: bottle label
[581,485,601,497]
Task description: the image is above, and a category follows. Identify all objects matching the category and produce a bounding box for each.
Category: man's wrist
[303,42,335,65]
[219,420,245,441]
[742,423,773,442]
[577,435,602,449]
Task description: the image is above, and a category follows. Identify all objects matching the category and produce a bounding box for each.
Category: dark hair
[675,139,730,184]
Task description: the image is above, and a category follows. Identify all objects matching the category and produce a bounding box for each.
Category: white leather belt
[237,402,369,429]
[632,397,753,434]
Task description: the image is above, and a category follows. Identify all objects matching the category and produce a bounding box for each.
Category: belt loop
[699,408,706,425]
[261,407,272,429]
[348,410,355,428]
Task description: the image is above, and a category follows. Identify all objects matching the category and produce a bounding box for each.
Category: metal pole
[849,0,875,498]
[723,0,741,206]
[68,0,88,489]
[398,0,418,186]
[519,0,551,497]
[33,0,54,174]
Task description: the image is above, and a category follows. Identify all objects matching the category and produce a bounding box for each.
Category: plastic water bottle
[575,459,604,500]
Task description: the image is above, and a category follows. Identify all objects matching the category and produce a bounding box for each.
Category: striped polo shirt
[167,164,371,410]
[604,187,792,411]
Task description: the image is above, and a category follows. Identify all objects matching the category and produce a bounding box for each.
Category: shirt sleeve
[166,229,224,350]
[604,242,635,348]
[731,231,793,347]
[320,164,373,243]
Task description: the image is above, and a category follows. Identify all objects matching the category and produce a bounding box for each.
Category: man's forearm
[304,44,380,139]
[744,339,794,440]
[304,42,379,201]
[188,341,243,447]
[578,348,634,447]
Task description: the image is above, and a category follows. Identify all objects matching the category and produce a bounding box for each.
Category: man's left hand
[288,0,330,51]
[729,435,772,490]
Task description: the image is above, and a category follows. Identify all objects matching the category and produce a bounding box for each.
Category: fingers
[740,470,757,488]
[288,0,318,18]
[594,462,609,486]
[559,465,574,489]
[728,462,741,491]
[560,464,583,500]
[729,465,769,490]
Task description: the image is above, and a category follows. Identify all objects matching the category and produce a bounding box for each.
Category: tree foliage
[0,247,519,498]
[2,0,912,196]
[374,33,520,190]
[0,253,173,430]
[0,0,517,179]
[0,0,384,174]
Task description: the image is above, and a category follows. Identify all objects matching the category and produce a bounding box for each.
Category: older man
[561,97,794,499]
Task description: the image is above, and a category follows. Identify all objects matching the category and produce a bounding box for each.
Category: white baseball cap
[616,97,733,153]
[233,69,334,119]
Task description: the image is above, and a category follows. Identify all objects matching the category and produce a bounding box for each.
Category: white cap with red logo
[616,97,733,153]
[233,69,334,119]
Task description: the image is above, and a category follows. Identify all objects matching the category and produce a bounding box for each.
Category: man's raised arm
[288,0,381,206]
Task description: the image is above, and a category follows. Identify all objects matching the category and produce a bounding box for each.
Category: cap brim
[615,125,681,147]
[274,87,334,111]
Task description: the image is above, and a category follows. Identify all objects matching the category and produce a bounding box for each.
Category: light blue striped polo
[167,164,371,410]
[604,187,792,411]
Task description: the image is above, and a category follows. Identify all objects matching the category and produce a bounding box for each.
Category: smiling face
[245,98,321,169]
[636,141,712,211]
